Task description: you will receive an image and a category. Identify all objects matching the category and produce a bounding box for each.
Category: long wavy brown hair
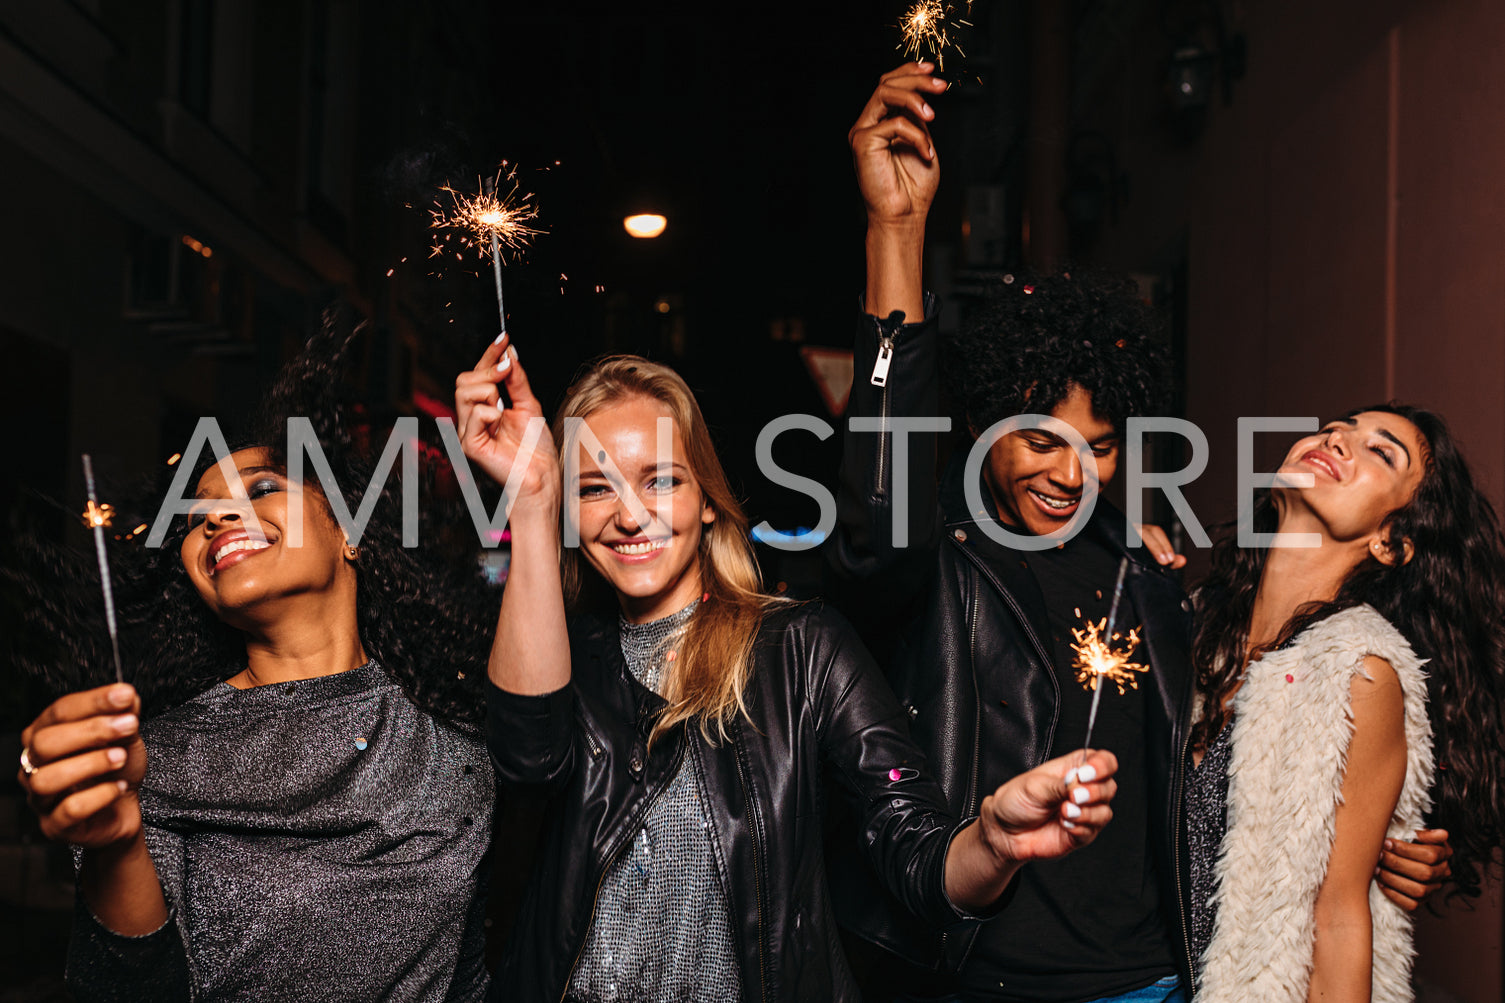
[1192,404,1505,898]
[553,355,784,747]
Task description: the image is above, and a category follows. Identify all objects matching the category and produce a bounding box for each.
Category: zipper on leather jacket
[732,729,771,1003]
[964,587,985,818]
[559,740,686,1001]
[870,333,894,388]
[578,713,606,760]
[870,326,894,496]
[950,539,1060,769]
[1171,721,1196,996]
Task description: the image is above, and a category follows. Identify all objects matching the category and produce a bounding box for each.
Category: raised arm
[455,334,576,787]
[811,609,1116,921]
[1308,656,1408,1003]
[828,64,950,601]
[455,333,567,696]
[853,62,943,320]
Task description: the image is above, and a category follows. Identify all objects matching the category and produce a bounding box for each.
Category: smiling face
[981,383,1120,537]
[179,447,356,627]
[1275,411,1428,549]
[570,396,716,623]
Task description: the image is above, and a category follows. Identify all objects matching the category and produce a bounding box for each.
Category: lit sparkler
[81,455,125,683]
[429,167,542,335]
[1071,558,1145,749]
[899,0,973,71]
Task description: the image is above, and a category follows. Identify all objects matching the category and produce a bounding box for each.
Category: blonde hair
[553,355,782,747]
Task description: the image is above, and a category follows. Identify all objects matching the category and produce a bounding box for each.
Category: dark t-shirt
[956,530,1175,1003]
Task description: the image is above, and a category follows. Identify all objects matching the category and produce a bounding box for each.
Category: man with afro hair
[941,267,1171,542]
[825,65,1195,1003]
[824,62,1444,1003]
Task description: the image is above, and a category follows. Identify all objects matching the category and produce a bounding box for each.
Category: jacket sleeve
[825,294,945,615]
[486,680,577,789]
[806,607,975,929]
[64,827,194,1002]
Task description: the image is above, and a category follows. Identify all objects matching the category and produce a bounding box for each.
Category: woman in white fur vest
[1185,404,1505,1002]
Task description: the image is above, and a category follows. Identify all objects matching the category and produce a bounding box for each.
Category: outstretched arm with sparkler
[18,684,170,939]
[945,748,1121,910]
[850,62,947,321]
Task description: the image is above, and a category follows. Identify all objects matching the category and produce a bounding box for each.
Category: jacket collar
[935,456,1187,667]
[574,609,671,732]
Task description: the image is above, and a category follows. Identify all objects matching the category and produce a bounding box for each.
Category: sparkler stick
[484,177,507,334]
[81,455,124,683]
[1082,559,1128,748]
[1074,557,1146,751]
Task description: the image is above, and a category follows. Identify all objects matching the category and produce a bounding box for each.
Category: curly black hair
[943,268,1170,434]
[8,308,499,728]
[1192,404,1505,900]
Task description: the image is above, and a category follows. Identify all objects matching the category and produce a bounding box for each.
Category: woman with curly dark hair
[1187,405,1505,1002]
[12,316,498,1003]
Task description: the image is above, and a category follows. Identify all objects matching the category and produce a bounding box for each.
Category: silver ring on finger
[19,746,38,777]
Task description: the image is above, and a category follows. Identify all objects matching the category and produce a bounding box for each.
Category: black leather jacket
[486,603,976,1003]
[825,301,1199,991]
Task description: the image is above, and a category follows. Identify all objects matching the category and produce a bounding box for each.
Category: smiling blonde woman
[454,337,1129,1003]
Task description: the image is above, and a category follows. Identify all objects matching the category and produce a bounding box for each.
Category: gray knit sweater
[64,661,494,1003]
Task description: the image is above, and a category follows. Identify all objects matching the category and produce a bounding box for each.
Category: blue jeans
[897,974,1186,1003]
[1087,975,1187,1003]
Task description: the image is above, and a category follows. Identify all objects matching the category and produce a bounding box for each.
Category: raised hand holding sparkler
[1071,557,1147,752]
[81,455,125,683]
[429,166,542,337]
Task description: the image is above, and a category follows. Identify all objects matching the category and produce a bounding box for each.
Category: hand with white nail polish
[979,748,1118,860]
[944,748,1118,910]
[454,332,558,511]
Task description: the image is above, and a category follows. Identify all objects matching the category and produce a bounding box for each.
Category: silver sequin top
[1186,718,1234,977]
[65,661,494,1003]
[565,601,742,1003]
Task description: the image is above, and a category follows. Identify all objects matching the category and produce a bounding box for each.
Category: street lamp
[623,214,668,239]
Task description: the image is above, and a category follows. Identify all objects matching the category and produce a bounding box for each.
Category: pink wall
[1182,2,1505,998]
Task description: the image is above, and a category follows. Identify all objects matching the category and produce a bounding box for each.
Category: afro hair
[943,268,1171,435]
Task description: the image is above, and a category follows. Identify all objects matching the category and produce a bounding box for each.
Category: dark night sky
[353,2,996,532]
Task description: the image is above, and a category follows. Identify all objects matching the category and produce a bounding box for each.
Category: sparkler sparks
[428,166,543,335]
[82,499,115,529]
[1073,558,1145,752]
[428,169,542,261]
[899,0,972,71]
[1071,618,1147,696]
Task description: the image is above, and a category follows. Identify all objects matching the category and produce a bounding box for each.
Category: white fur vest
[1196,605,1433,1003]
